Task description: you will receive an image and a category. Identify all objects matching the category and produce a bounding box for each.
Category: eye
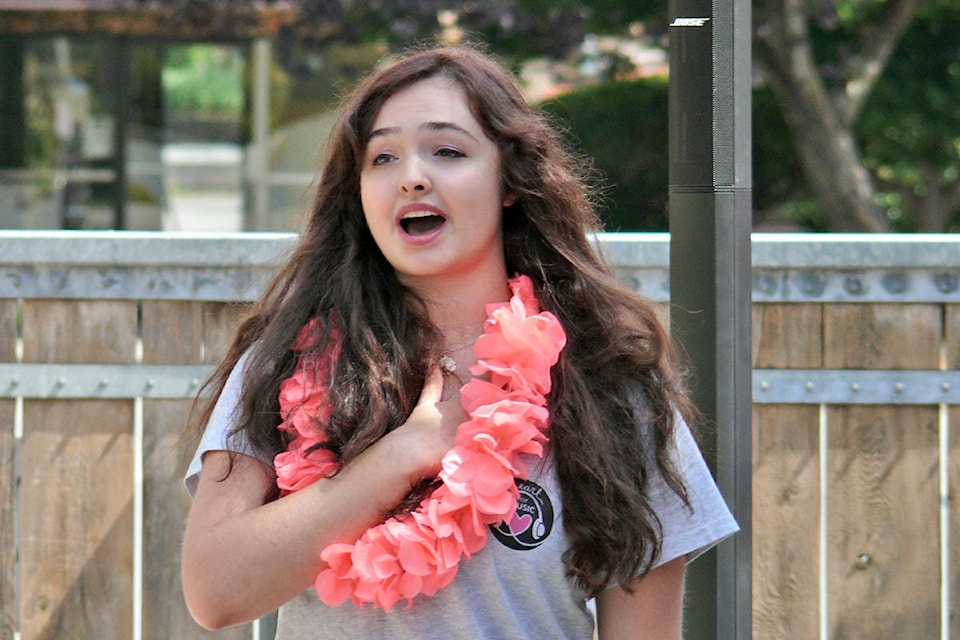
[370,152,395,166]
[435,147,465,159]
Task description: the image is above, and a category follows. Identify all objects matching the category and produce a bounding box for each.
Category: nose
[399,159,431,195]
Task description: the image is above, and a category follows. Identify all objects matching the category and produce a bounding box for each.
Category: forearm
[182,432,428,629]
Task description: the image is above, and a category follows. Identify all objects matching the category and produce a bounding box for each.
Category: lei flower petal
[275,275,566,608]
[275,436,338,495]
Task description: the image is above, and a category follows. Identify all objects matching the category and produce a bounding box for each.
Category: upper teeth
[402,210,437,219]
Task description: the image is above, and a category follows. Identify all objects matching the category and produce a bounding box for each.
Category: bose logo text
[669,17,711,27]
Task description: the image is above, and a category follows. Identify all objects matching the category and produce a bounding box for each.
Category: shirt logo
[490,478,554,551]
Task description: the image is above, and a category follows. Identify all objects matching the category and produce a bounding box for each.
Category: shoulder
[184,349,270,496]
[647,416,740,567]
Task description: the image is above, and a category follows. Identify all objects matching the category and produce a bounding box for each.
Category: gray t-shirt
[185,355,739,639]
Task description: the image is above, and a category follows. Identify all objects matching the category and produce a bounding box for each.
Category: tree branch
[839,0,922,126]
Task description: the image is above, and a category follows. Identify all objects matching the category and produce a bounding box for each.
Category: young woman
[181,44,737,639]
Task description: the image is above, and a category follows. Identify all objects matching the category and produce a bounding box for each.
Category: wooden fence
[1,231,958,640]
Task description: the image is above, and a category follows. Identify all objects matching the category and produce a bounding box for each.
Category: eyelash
[369,147,465,167]
[435,147,465,159]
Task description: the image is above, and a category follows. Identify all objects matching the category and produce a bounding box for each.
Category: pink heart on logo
[509,513,532,534]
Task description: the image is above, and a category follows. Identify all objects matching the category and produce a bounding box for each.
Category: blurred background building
[0,1,367,232]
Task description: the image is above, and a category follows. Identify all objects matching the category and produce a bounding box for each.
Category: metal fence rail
[3,230,960,303]
[3,231,959,405]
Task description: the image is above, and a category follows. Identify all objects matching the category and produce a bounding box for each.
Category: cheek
[359,177,386,225]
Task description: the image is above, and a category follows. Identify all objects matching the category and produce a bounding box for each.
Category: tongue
[403,215,445,236]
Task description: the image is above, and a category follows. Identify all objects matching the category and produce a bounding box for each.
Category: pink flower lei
[273,275,567,610]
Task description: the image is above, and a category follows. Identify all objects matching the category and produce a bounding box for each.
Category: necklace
[437,336,478,375]
[273,275,566,610]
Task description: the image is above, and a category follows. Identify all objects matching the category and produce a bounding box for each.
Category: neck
[405,269,511,348]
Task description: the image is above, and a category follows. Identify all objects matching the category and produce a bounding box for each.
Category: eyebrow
[368,121,481,143]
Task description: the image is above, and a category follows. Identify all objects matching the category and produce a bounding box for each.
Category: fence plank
[202,302,250,365]
[825,304,941,639]
[752,404,820,639]
[823,303,941,369]
[752,303,823,369]
[826,406,940,639]
[0,300,15,639]
[141,300,249,639]
[0,400,13,640]
[142,300,204,367]
[0,299,14,363]
[949,304,960,640]
[951,405,959,640]
[140,300,196,639]
[751,303,822,639]
[20,399,135,639]
[19,301,136,640]
[947,304,960,372]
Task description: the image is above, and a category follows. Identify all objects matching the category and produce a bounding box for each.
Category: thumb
[417,365,445,406]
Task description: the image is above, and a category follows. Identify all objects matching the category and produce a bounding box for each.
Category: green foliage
[161,45,245,115]
[752,86,829,230]
[540,78,669,231]
[857,0,960,231]
[772,0,960,231]
[541,79,826,231]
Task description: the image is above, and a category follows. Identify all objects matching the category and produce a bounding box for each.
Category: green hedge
[540,78,811,231]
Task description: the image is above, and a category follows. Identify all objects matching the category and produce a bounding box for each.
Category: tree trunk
[753,0,924,232]
[914,164,960,232]
[767,68,891,232]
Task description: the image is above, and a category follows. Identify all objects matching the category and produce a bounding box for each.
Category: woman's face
[360,76,511,288]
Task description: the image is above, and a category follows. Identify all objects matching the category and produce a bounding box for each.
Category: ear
[502,193,518,207]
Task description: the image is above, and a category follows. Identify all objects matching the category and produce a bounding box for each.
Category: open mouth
[400,210,446,236]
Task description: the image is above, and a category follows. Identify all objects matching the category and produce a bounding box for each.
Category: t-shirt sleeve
[647,417,740,568]
[183,350,273,497]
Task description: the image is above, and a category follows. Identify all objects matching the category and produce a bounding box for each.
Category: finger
[417,365,445,406]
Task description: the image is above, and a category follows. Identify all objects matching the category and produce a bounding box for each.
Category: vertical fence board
[945,304,960,370]
[141,398,195,639]
[140,300,198,638]
[141,300,204,367]
[752,404,820,639]
[140,300,249,639]
[948,304,960,640]
[0,299,14,362]
[0,400,13,640]
[826,406,940,639]
[0,300,16,639]
[752,303,822,639]
[951,405,959,640]
[823,303,941,369]
[946,406,960,640]
[202,302,250,365]
[824,304,941,639]
[752,303,823,369]
[19,301,137,640]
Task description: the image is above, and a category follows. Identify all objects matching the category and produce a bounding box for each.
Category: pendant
[438,354,457,375]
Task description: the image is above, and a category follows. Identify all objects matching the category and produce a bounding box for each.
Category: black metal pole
[667,0,753,636]
[112,37,129,230]
[0,36,27,169]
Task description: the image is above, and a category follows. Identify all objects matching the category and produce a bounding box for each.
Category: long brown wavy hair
[190,44,695,597]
